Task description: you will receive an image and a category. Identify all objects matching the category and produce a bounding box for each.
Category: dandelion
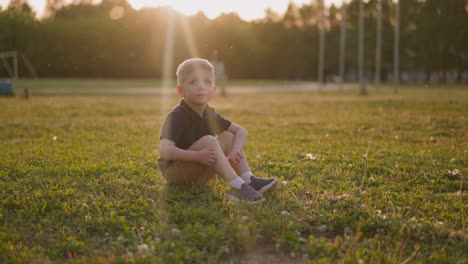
[52,136,57,141]
[137,244,150,255]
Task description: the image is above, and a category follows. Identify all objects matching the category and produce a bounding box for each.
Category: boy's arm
[226,122,248,164]
[159,139,217,166]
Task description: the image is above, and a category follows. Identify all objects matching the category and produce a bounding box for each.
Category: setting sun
[0,0,345,19]
[128,0,345,20]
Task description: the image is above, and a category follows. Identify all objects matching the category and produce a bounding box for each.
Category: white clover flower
[53,136,57,141]
[344,227,352,235]
[318,225,328,232]
[137,244,150,255]
[451,169,460,176]
[241,215,249,221]
[394,135,399,140]
[223,246,230,253]
[280,211,290,216]
[294,230,301,237]
[282,181,288,186]
[305,153,317,160]
[360,204,367,210]
[171,228,181,236]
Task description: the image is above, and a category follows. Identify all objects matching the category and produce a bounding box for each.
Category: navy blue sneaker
[226,183,265,204]
[248,177,278,193]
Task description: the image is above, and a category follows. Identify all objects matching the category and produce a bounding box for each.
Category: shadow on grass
[162,183,227,226]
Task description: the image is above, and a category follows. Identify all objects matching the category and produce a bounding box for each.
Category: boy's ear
[176,86,183,96]
[213,86,217,94]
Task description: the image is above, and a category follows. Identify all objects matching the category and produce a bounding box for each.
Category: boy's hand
[228,149,243,165]
[198,148,217,166]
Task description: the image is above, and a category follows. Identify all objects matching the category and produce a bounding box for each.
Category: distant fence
[341,71,468,84]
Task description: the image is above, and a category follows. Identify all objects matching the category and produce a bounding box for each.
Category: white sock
[229,177,245,189]
[240,171,253,184]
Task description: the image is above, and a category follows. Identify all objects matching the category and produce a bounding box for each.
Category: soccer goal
[0,51,38,79]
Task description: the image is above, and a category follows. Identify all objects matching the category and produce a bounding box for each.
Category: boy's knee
[198,135,219,147]
[219,131,234,141]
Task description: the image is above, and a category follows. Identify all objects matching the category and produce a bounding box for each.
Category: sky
[0,0,345,20]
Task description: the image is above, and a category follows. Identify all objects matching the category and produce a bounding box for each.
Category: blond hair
[176,58,214,86]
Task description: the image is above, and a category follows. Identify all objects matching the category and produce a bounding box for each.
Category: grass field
[0,85,466,263]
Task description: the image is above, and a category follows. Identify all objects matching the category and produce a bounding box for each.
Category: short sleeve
[160,111,185,144]
[206,107,231,135]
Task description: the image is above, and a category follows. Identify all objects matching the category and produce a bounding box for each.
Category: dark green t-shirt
[158,99,231,173]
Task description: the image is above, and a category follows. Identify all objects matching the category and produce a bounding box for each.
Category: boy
[158,58,277,204]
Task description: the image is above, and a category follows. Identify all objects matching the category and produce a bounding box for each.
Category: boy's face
[177,69,216,107]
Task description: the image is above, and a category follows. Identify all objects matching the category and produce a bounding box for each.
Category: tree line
[0,0,467,82]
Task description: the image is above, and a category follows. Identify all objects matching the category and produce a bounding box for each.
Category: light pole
[393,0,400,93]
[359,0,367,95]
[375,0,382,88]
[318,0,326,88]
[339,2,347,92]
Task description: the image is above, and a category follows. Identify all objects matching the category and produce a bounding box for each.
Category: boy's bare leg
[217,131,250,175]
[185,134,264,203]
[188,135,238,182]
[218,131,278,192]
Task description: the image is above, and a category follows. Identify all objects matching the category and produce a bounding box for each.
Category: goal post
[0,51,38,79]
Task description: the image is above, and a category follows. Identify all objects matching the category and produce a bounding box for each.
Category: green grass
[4,78,305,90]
[0,85,467,263]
